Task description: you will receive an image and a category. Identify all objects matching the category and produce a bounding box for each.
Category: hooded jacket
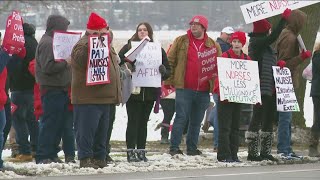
[35,15,71,91]
[276,10,307,88]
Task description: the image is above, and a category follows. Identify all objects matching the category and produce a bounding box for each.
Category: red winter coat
[0,68,8,111]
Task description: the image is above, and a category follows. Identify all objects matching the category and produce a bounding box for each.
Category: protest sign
[124,36,150,62]
[53,31,81,61]
[161,84,175,98]
[2,10,25,55]
[131,41,162,87]
[272,66,300,112]
[217,57,261,104]
[86,34,110,86]
[240,0,319,24]
[198,46,218,84]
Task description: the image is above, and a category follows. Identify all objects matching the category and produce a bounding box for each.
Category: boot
[308,131,320,157]
[245,131,263,161]
[80,157,99,169]
[65,156,76,163]
[91,158,107,168]
[136,149,148,162]
[127,149,139,162]
[260,131,278,162]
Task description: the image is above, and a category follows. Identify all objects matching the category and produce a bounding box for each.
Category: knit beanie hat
[87,12,108,30]
[189,15,208,30]
[253,19,271,33]
[230,31,246,46]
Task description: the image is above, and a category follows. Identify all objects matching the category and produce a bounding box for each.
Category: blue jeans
[36,90,69,163]
[0,110,6,168]
[209,93,219,148]
[170,89,209,151]
[62,110,75,157]
[277,111,293,154]
[11,91,38,155]
[74,104,110,160]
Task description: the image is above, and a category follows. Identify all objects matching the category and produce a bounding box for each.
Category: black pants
[217,102,241,160]
[248,95,276,132]
[106,104,116,155]
[160,98,175,138]
[126,99,154,149]
[312,96,320,133]
[3,101,11,148]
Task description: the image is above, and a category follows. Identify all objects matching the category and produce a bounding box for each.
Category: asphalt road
[24,162,320,180]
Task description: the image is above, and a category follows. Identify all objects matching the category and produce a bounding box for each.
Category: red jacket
[0,68,8,111]
[213,49,251,96]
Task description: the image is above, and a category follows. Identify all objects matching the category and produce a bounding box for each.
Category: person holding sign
[164,15,222,156]
[275,9,311,160]
[308,43,320,157]
[71,12,122,169]
[118,22,170,162]
[214,31,251,162]
[35,15,72,164]
[245,9,291,162]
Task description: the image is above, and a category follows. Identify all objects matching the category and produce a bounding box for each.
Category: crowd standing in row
[0,7,319,170]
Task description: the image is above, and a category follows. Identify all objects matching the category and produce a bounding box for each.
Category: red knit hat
[189,15,208,30]
[253,19,271,33]
[87,12,108,30]
[230,31,246,46]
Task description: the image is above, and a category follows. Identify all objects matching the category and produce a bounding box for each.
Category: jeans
[0,110,6,168]
[106,104,116,155]
[277,111,293,154]
[62,110,75,157]
[311,96,320,133]
[11,91,38,155]
[74,104,110,160]
[170,89,209,152]
[209,93,219,148]
[36,90,69,163]
[3,101,11,148]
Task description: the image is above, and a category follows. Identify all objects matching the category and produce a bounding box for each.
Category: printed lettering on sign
[217,57,262,104]
[272,66,300,112]
[198,47,218,84]
[86,35,110,86]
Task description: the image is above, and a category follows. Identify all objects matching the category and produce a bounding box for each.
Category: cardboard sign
[217,57,261,104]
[240,0,319,24]
[53,31,81,61]
[131,42,162,87]
[161,84,175,98]
[2,10,25,54]
[86,35,110,86]
[272,66,300,112]
[124,36,150,62]
[198,46,218,84]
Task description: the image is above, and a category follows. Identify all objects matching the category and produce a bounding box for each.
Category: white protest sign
[53,31,82,61]
[240,0,319,24]
[86,35,110,86]
[217,57,261,104]
[131,41,162,87]
[272,66,300,112]
[124,36,150,62]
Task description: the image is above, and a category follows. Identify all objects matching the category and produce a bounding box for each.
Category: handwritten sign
[240,0,319,24]
[2,10,25,54]
[131,41,162,87]
[86,35,110,86]
[217,57,261,104]
[272,66,300,112]
[199,47,218,84]
[125,36,150,62]
[53,31,81,61]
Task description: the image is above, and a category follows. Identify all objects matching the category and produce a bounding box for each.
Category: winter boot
[65,156,76,163]
[260,131,278,162]
[92,158,107,168]
[80,157,99,169]
[308,131,320,157]
[127,149,139,162]
[106,154,114,164]
[245,131,263,161]
[136,149,148,162]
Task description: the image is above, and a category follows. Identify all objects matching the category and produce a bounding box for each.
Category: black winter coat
[311,51,320,97]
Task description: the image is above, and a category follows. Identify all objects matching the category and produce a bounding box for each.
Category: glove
[282,8,291,20]
[277,60,286,69]
[16,47,26,59]
[125,62,136,72]
[255,102,262,107]
[300,50,311,61]
[159,64,166,76]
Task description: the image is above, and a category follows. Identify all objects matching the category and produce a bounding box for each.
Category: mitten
[159,64,166,76]
[300,50,311,61]
[282,8,292,20]
[277,60,286,69]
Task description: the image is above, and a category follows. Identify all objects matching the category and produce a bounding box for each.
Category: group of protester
[0,7,319,171]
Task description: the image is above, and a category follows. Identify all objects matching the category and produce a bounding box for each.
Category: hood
[286,10,307,34]
[23,23,35,36]
[45,15,70,37]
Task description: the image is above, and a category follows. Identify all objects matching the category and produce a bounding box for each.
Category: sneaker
[91,158,107,168]
[80,158,99,169]
[51,157,63,163]
[186,149,202,156]
[9,154,33,162]
[36,158,53,164]
[169,149,184,156]
[278,153,293,160]
[260,154,279,162]
[105,154,114,164]
[218,158,234,163]
[65,156,76,163]
[288,152,303,159]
